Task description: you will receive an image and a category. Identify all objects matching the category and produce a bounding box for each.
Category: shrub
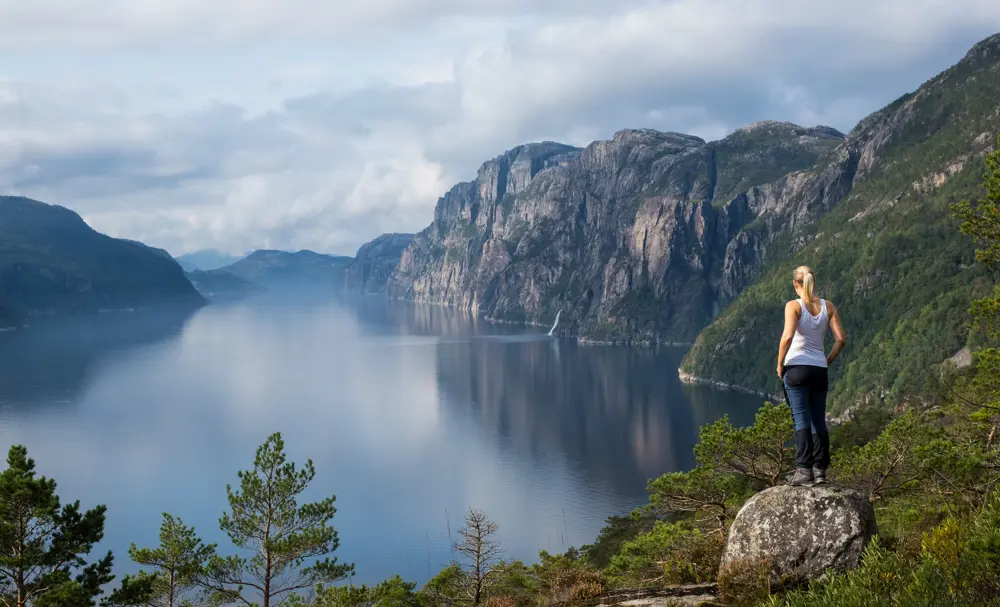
[717,556,773,605]
[602,521,723,591]
[662,531,726,585]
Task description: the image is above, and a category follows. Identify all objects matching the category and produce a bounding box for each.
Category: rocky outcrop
[389,126,844,342]
[558,586,718,607]
[949,346,973,369]
[344,233,414,294]
[720,485,877,587]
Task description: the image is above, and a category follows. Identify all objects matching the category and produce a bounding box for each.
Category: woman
[776,266,847,486]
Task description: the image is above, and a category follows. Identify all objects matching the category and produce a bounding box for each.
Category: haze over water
[0,294,762,584]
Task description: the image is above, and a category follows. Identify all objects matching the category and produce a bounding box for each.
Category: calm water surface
[0,294,764,584]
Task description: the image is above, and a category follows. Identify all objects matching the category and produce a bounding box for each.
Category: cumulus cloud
[0,0,998,256]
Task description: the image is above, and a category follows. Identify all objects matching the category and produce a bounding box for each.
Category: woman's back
[776,265,847,485]
[784,298,829,368]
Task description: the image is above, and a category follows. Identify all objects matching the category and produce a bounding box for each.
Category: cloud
[0,1,997,256]
[0,0,616,50]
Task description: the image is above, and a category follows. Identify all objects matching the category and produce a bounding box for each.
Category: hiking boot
[813,467,827,484]
[789,467,814,486]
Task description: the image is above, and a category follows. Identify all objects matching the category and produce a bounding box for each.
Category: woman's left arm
[776,301,797,378]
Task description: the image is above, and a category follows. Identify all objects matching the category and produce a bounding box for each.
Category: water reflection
[342,294,493,337]
[0,295,765,584]
[0,306,195,410]
[435,339,761,500]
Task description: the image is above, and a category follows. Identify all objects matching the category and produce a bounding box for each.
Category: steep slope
[0,196,205,328]
[185,269,266,302]
[176,249,242,271]
[344,233,414,294]
[221,249,354,288]
[388,128,843,341]
[681,33,1000,410]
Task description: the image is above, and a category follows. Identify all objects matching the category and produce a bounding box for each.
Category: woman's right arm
[827,301,847,364]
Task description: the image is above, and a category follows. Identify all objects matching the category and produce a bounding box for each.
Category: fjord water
[0,294,763,584]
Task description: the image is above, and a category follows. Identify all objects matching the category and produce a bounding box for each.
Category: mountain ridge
[681,31,1000,409]
[220,249,354,288]
[366,31,1000,410]
[175,249,243,271]
[0,195,205,327]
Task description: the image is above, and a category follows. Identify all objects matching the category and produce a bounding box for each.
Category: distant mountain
[344,233,414,294]
[220,249,354,288]
[175,249,243,271]
[0,196,205,328]
[185,269,267,302]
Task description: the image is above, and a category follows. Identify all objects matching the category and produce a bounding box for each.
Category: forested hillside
[0,196,205,327]
[681,33,1000,411]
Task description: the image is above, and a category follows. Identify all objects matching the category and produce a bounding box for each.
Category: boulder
[584,585,718,607]
[720,484,877,586]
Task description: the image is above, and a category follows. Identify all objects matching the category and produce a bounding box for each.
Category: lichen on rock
[719,484,877,589]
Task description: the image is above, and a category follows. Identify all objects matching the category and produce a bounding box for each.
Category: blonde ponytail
[793,265,816,303]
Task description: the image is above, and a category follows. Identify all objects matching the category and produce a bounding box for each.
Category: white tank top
[784,298,829,368]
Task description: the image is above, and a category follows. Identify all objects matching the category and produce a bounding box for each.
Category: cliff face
[372,33,1000,409]
[388,126,843,341]
[344,233,414,294]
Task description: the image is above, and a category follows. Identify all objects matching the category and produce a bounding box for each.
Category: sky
[0,1,999,257]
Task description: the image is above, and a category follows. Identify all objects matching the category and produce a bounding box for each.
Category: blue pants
[783,368,830,469]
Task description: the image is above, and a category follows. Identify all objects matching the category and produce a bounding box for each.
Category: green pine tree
[954,137,1000,405]
[107,514,215,607]
[200,432,354,607]
[301,575,420,607]
[0,445,114,607]
[954,136,1000,270]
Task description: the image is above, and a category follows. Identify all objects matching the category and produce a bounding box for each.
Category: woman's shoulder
[824,299,838,314]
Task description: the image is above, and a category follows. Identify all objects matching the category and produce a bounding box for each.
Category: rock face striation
[344,233,414,294]
[720,485,877,586]
[388,127,843,342]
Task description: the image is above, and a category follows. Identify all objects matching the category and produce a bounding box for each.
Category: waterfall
[548,309,563,337]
